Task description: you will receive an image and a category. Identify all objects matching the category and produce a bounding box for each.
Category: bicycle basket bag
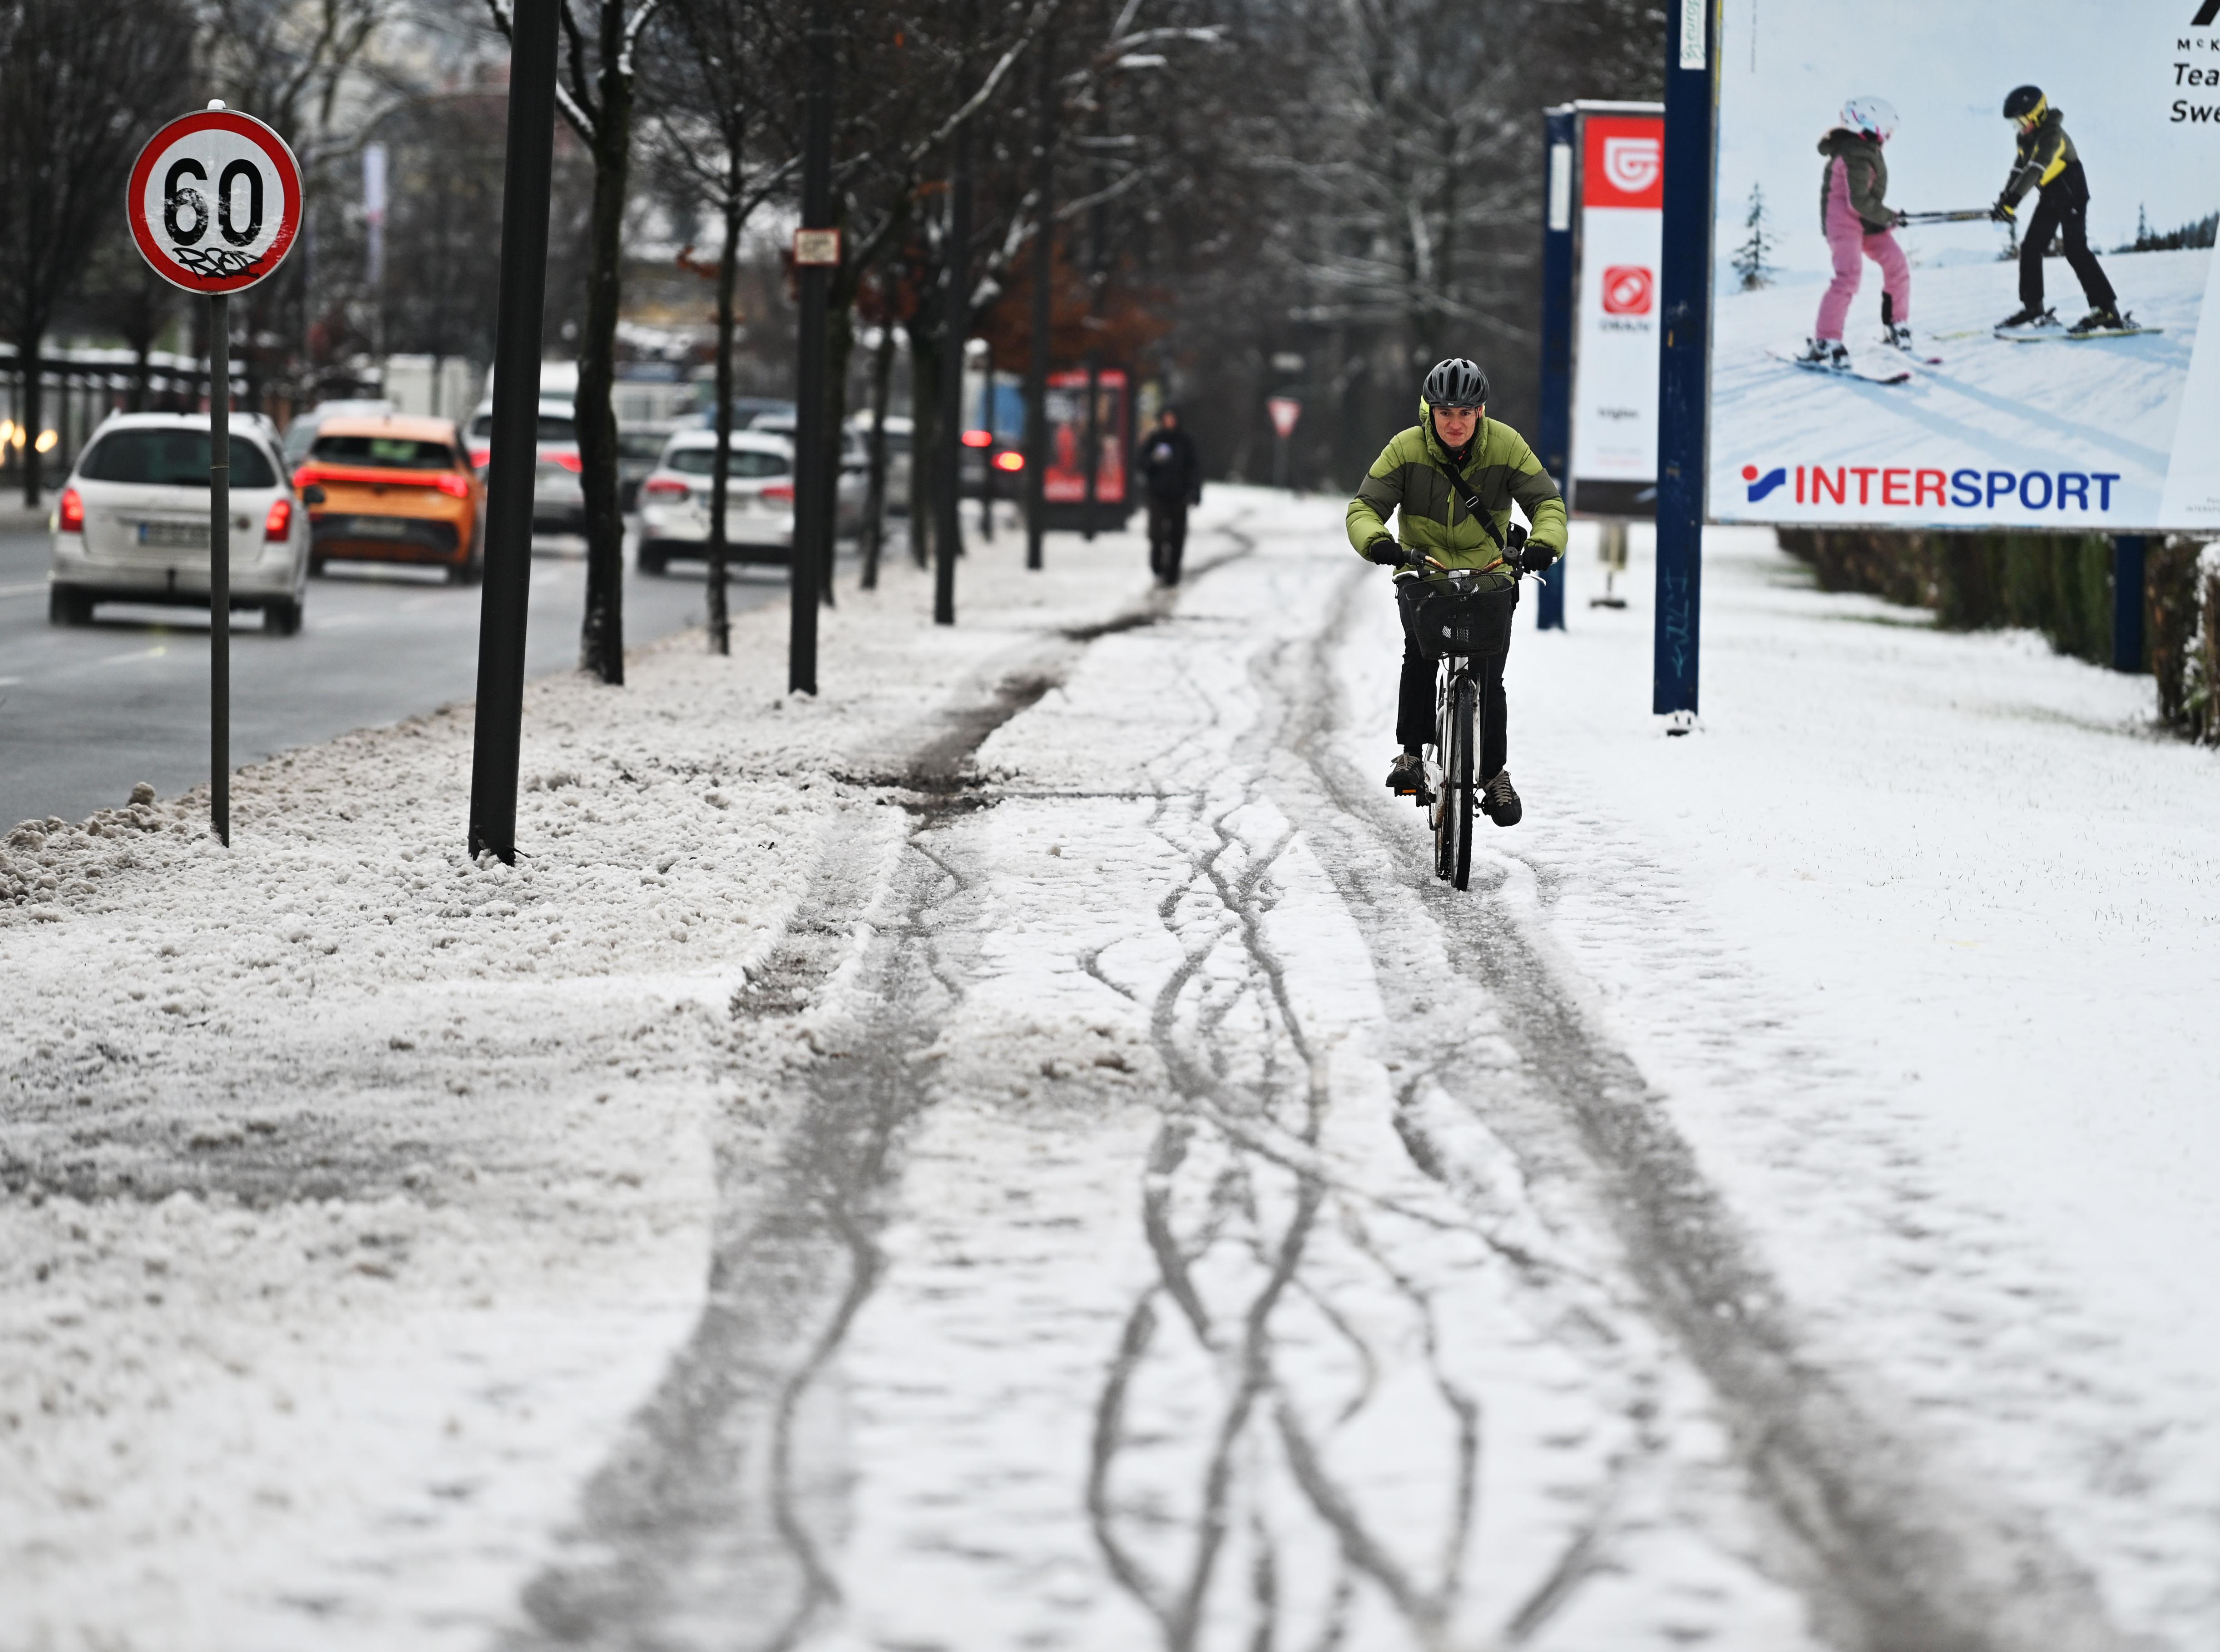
[1413,579,1516,660]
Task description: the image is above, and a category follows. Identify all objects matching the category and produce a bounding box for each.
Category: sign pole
[1023,29,1054,572]
[209,291,230,846]
[789,0,833,687]
[1654,0,1716,728]
[1537,105,1575,633]
[466,0,559,862]
[2111,536,2148,672]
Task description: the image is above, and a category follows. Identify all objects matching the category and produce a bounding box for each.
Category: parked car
[48,412,312,633]
[679,397,795,434]
[294,414,484,583]
[618,421,679,512]
[463,400,585,535]
[846,412,913,516]
[283,399,397,466]
[635,430,795,572]
[747,413,870,536]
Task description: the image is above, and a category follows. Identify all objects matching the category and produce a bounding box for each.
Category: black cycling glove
[1517,543,1556,575]
[1364,538,1408,567]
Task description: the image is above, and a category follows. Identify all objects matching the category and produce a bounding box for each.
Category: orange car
[294,414,485,582]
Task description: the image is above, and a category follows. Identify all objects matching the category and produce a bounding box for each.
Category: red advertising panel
[1043,369,1127,504]
[1581,114,1664,210]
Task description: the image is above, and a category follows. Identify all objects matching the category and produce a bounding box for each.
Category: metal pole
[1080,135,1106,540]
[1653,0,1716,726]
[466,0,559,862]
[209,293,230,847]
[933,0,974,626]
[1023,30,1054,571]
[1536,105,1576,634]
[2111,535,2148,672]
[977,343,995,541]
[790,0,834,685]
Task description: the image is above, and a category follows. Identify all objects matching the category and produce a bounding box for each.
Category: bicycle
[1406,527,1528,891]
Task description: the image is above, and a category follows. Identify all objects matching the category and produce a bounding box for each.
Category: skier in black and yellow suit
[1991,85,2127,336]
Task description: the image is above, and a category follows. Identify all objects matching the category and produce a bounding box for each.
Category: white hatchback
[49,413,312,634]
[635,430,796,572]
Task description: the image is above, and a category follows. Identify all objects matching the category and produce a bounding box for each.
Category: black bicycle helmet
[2002,85,2046,123]
[1423,357,1489,410]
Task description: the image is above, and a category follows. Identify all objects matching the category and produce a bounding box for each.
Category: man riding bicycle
[1345,358,1566,827]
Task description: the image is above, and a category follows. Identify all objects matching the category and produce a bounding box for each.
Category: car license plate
[351,518,411,538]
[138,520,208,548]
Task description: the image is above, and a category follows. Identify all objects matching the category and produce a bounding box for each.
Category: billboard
[1572,107,1664,515]
[1708,0,2220,531]
[1043,368,1127,507]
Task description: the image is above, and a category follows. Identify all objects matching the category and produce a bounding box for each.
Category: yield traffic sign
[126,106,302,293]
[1267,396,1302,439]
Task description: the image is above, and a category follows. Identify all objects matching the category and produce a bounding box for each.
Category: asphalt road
[0,516,796,828]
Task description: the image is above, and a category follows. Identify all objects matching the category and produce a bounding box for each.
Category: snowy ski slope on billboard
[1710,0,2220,530]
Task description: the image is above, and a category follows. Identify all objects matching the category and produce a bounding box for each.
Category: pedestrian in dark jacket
[1134,409,1202,585]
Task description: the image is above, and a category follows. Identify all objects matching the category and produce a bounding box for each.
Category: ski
[1998,324,2162,342]
[1765,346,1913,385]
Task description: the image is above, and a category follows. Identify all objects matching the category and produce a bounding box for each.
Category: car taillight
[961,429,994,449]
[552,451,583,473]
[58,487,84,532]
[643,477,690,500]
[435,472,471,498]
[293,465,319,491]
[264,498,292,540]
[761,483,795,504]
[994,450,1024,472]
[470,447,490,468]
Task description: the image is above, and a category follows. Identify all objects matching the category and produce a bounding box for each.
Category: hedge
[1775,528,2218,742]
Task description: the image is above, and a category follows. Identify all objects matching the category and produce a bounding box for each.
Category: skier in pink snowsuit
[1797,97,1914,373]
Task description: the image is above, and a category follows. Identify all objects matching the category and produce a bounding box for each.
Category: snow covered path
[5,491,2217,1651]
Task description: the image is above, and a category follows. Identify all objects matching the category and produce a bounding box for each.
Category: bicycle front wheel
[1447,676,1475,890]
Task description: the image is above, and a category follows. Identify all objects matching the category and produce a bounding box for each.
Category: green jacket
[1818,129,1892,234]
[1345,405,1567,582]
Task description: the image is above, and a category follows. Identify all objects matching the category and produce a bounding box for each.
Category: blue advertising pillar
[1654,0,1716,724]
[2111,535,2148,672]
[1536,105,1577,632]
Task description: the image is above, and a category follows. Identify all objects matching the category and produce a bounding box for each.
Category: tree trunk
[905,314,939,569]
[860,308,896,590]
[818,252,855,607]
[707,157,742,657]
[575,5,634,685]
[18,328,43,508]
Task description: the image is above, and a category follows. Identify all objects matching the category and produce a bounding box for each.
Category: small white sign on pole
[1267,397,1302,439]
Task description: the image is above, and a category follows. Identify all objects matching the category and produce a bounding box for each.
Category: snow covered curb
[0,506,1185,1651]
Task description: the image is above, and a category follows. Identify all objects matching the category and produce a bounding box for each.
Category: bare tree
[487,0,663,685]
[0,0,194,506]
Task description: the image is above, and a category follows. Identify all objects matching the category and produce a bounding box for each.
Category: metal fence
[0,345,243,497]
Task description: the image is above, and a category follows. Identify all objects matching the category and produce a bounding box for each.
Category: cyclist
[1345,357,1566,827]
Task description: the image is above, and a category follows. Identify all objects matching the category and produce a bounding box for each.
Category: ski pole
[1896,209,1996,225]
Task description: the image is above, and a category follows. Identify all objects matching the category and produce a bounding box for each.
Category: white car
[49,413,312,633]
[747,413,870,536]
[463,399,586,535]
[635,431,795,572]
[847,411,913,516]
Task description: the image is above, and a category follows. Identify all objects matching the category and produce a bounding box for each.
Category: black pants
[1147,497,1189,583]
[1396,580,1509,782]
[2020,163,2116,312]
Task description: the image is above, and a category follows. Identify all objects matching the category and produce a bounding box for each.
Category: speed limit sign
[125,105,302,292]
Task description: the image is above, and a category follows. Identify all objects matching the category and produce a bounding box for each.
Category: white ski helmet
[1840,95,1898,141]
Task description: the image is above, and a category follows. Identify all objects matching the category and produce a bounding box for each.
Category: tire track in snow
[1262,558,2128,1652]
[499,661,1084,1652]
[1075,612,1662,1645]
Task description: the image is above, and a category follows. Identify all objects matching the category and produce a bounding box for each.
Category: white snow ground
[3,490,2217,1650]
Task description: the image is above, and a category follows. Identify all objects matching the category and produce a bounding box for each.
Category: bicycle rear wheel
[1447,676,1475,890]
